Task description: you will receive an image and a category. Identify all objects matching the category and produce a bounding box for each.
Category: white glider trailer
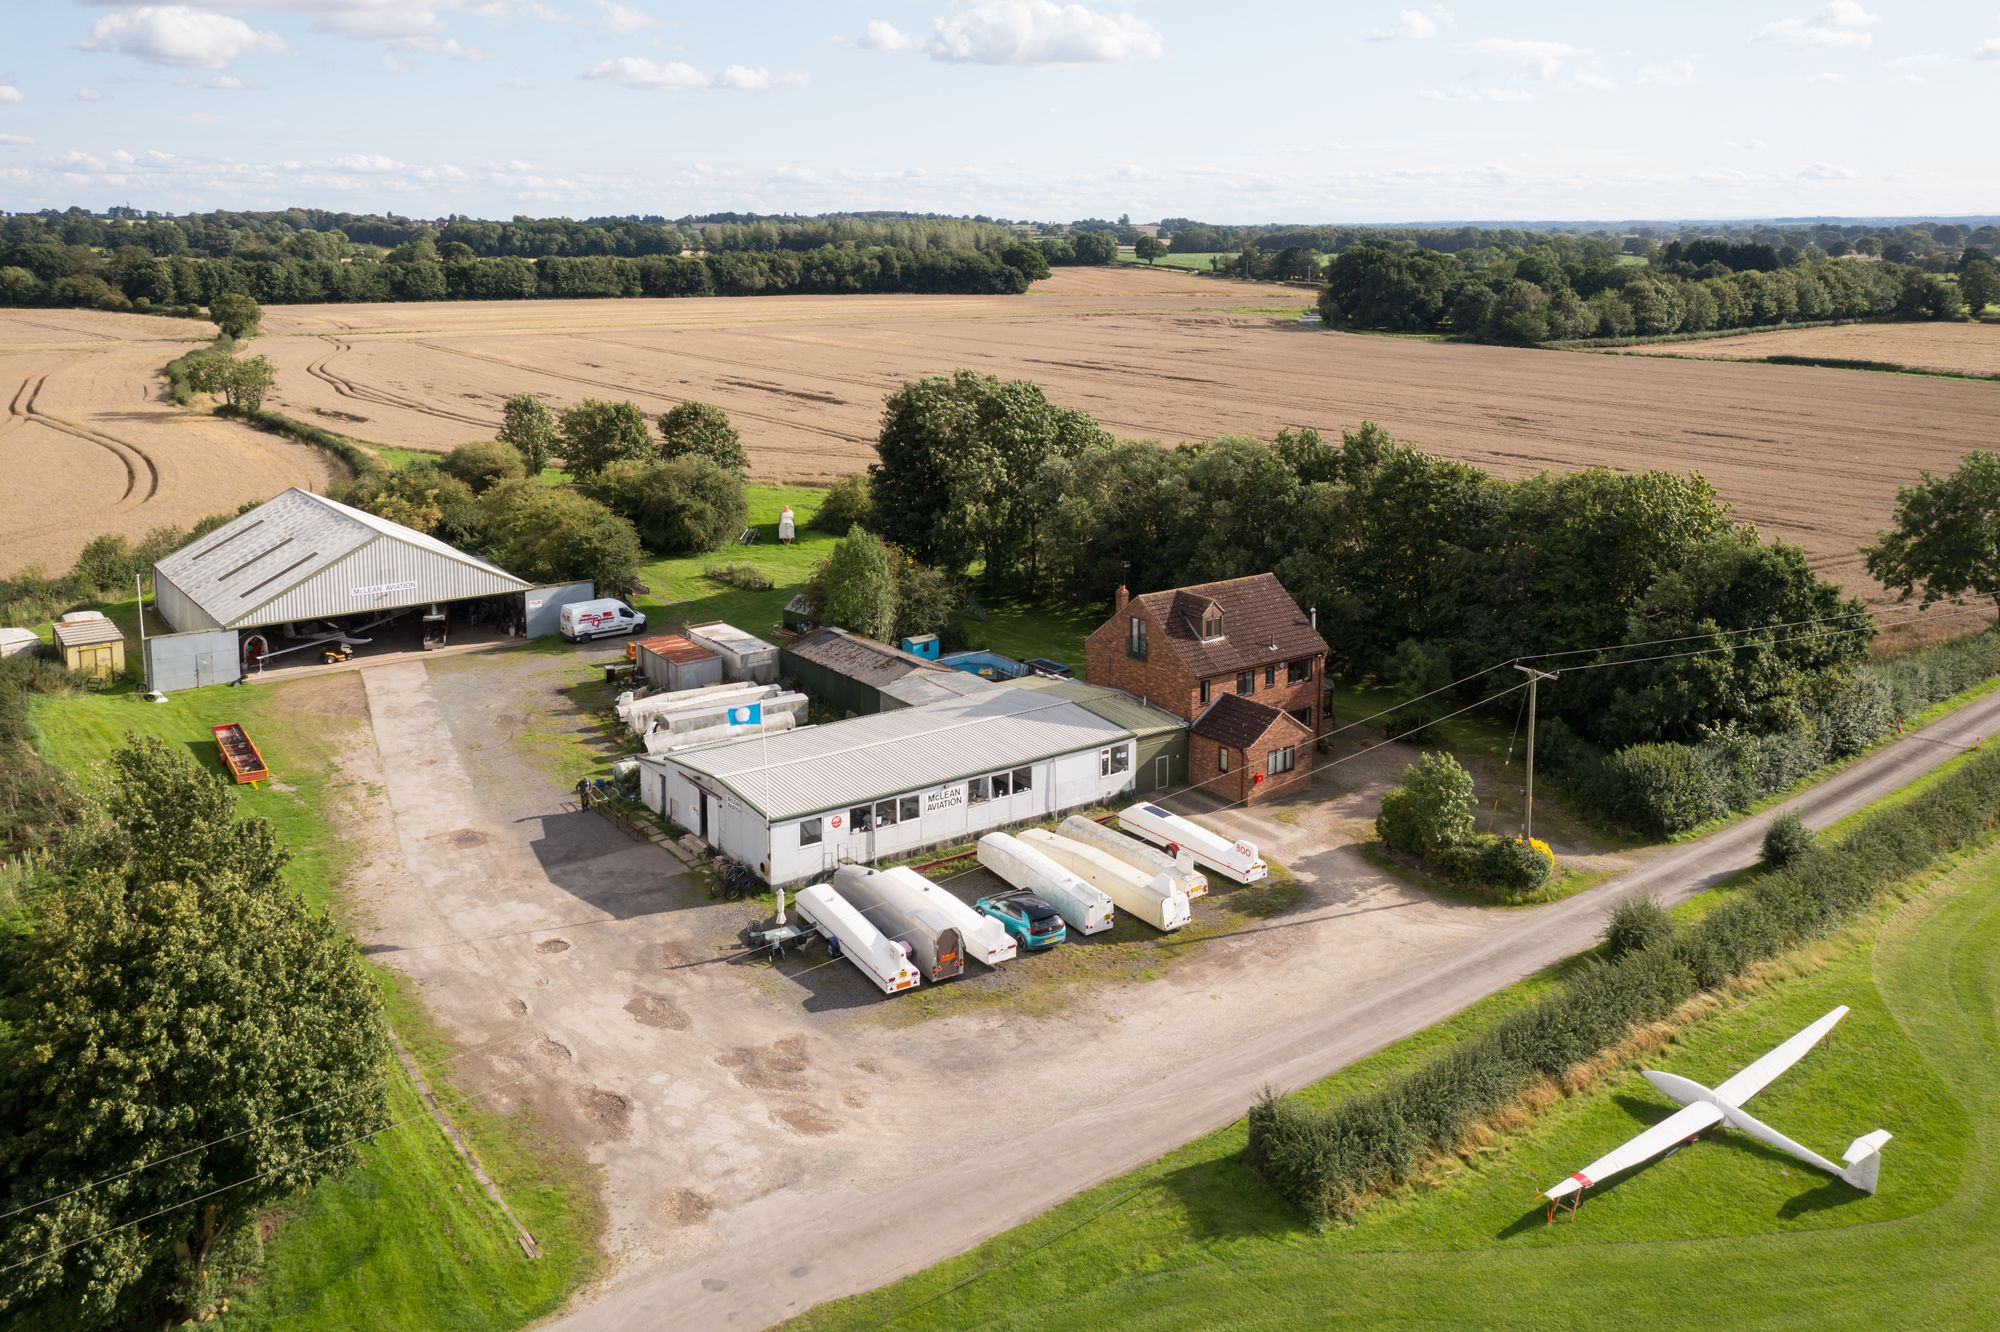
[876,866,1017,966]
[1116,802,1267,884]
[793,884,922,996]
[1056,815,1208,899]
[831,866,966,983]
[977,832,1115,935]
[1017,829,1191,932]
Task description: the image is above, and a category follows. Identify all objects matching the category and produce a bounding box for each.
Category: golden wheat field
[5,268,1998,621]
[1608,320,2000,378]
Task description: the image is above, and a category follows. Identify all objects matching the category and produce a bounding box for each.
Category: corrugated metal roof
[649,686,1133,821]
[1005,676,1188,739]
[781,627,946,688]
[686,622,777,656]
[638,634,717,665]
[880,670,993,708]
[151,488,528,630]
[51,618,124,647]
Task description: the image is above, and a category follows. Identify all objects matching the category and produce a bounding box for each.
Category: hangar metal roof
[1004,676,1188,739]
[152,488,528,630]
[648,685,1132,821]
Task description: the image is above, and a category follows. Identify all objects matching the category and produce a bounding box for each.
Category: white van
[559,598,646,642]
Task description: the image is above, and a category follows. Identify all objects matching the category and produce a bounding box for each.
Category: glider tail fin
[1838,1130,1892,1195]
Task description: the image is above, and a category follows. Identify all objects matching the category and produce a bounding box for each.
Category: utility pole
[1513,663,1559,843]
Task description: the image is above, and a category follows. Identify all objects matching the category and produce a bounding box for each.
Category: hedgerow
[1246,745,2000,1225]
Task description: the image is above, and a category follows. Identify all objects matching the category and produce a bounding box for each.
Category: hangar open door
[523,582,598,638]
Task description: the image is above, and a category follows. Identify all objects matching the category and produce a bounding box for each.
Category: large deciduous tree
[0,738,388,1326]
[656,401,748,474]
[810,527,899,641]
[482,479,643,591]
[557,398,653,478]
[579,456,747,555]
[207,291,261,339]
[869,370,1109,579]
[1865,451,2000,622]
[497,393,559,475]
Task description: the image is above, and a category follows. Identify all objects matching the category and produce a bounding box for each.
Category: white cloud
[82,6,289,69]
[884,2,1165,66]
[1420,86,1532,103]
[1726,136,1768,150]
[1809,70,1843,81]
[1796,160,1860,180]
[859,19,920,51]
[1756,3,1878,51]
[1638,58,1696,85]
[1973,38,2000,61]
[0,84,22,104]
[582,56,800,90]
[77,87,107,101]
[0,132,35,145]
[49,149,110,173]
[1367,6,1454,42]
[598,2,656,33]
[1459,38,1582,80]
[1572,69,1617,91]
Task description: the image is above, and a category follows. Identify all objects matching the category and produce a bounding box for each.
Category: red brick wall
[1187,717,1315,806]
[1086,604,1325,731]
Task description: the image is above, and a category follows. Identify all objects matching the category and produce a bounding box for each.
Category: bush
[811,474,873,533]
[1763,810,1814,869]
[1478,835,1553,892]
[1605,742,1731,837]
[704,562,773,591]
[1603,894,1673,960]
[438,440,526,494]
[558,398,653,478]
[579,456,747,556]
[481,480,643,592]
[1375,751,1475,856]
[208,291,262,339]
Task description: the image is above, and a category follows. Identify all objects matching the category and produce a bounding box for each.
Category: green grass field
[790,840,2000,1330]
[1114,249,1234,272]
[26,679,602,1330]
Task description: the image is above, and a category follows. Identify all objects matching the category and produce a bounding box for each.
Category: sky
[0,1,1996,223]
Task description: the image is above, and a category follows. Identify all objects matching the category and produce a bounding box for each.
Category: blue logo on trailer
[727,703,763,725]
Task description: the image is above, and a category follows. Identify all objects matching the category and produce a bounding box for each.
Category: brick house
[1084,573,1328,805]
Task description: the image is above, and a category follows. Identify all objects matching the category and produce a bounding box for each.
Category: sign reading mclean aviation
[350,580,420,598]
[925,786,965,815]
[1541,1005,1892,1220]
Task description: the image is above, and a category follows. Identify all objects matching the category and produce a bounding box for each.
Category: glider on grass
[1541,1005,1891,1220]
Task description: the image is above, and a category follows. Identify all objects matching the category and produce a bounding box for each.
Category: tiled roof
[1128,573,1327,677]
[1192,692,1310,749]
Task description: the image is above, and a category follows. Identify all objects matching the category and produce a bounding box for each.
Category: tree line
[1319,239,1998,343]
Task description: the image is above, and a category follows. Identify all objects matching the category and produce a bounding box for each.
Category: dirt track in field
[7,270,1999,610]
[0,311,342,578]
[1606,320,2000,379]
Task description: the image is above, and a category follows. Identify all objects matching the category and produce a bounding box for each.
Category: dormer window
[1200,606,1224,640]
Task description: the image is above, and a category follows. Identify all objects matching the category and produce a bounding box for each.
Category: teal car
[974,890,1067,950]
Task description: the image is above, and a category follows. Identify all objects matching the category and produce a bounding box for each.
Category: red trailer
[212,722,270,786]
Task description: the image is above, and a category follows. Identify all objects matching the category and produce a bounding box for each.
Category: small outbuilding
[1190,692,1314,806]
[635,634,723,693]
[50,613,124,680]
[686,621,780,684]
[780,626,990,717]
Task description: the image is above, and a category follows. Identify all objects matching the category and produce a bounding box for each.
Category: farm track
[308,336,496,431]
[12,374,158,505]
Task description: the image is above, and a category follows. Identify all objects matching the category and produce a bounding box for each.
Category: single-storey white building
[639,686,1142,884]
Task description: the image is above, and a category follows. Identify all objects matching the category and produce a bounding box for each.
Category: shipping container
[792,883,923,996]
[830,866,966,982]
[1056,815,1208,898]
[1017,829,1191,932]
[976,832,1114,934]
[1117,802,1267,884]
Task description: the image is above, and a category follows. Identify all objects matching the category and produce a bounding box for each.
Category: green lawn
[1114,249,1234,272]
[790,841,2000,1330]
[26,678,602,1329]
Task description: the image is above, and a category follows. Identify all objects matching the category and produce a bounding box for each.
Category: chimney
[1114,583,1130,613]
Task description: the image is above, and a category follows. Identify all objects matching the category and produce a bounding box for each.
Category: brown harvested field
[0,310,342,577]
[1608,320,2000,378]
[7,269,1999,623]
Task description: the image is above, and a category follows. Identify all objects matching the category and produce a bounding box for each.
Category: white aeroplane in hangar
[1542,1005,1891,1220]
